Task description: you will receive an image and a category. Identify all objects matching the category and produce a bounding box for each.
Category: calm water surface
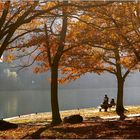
[0,87,140,118]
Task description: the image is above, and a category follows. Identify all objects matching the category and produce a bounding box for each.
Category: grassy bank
[6,105,140,124]
[0,105,140,139]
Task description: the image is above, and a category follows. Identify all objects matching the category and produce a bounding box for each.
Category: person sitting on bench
[110,98,116,107]
[103,94,109,105]
[100,94,109,112]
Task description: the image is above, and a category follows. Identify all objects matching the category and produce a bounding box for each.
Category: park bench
[99,103,115,112]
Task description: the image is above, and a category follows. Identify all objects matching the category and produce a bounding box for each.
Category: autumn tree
[121,2,140,62]
[0,0,68,59]
[93,2,140,118]
[0,1,67,126]
[14,2,74,124]
[16,6,89,124]
[60,2,140,119]
[0,0,61,128]
[9,1,115,125]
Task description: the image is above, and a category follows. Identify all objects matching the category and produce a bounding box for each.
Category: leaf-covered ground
[0,106,140,139]
[0,117,140,139]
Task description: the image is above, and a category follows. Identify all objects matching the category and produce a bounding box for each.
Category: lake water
[0,87,140,118]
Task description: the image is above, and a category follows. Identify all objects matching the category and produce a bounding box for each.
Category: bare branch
[123,63,137,80]
[103,57,116,66]
[15,46,39,60]
[8,29,39,44]
[13,51,44,72]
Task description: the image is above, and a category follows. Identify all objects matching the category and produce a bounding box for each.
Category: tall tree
[10,1,114,124]
[14,3,70,124]
[48,7,68,124]
[60,2,140,119]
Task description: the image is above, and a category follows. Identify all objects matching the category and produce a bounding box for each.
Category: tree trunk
[116,77,125,119]
[50,65,62,125]
[0,29,15,58]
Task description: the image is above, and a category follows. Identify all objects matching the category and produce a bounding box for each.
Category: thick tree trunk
[50,65,62,125]
[0,29,15,58]
[116,77,125,119]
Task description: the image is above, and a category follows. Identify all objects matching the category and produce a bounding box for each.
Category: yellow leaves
[61,67,77,74]
[104,43,114,50]
[26,0,35,5]
[40,2,57,10]
[0,57,3,62]
[57,66,81,84]
[106,66,115,72]
[4,54,15,63]
[120,56,136,69]
[58,74,80,84]
[9,1,138,83]
[80,15,93,23]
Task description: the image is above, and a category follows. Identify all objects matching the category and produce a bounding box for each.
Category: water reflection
[0,87,140,118]
[6,96,18,117]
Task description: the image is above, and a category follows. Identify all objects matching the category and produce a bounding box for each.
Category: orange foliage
[4,54,15,63]
[11,1,140,83]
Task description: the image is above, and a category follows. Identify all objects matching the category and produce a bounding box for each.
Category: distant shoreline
[4,105,140,124]
[1,86,140,91]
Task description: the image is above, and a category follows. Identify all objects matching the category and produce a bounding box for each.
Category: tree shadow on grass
[119,119,140,139]
[21,118,140,139]
[22,122,97,139]
[96,119,140,139]
[21,124,52,139]
[85,116,103,121]
[52,123,96,139]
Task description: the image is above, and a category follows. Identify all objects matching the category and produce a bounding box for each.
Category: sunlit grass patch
[7,105,140,124]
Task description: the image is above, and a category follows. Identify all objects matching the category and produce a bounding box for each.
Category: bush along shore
[0,105,140,139]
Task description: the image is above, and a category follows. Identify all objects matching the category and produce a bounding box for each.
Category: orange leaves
[33,65,49,74]
[58,67,81,84]
[58,74,80,84]
[105,66,115,73]
[9,2,139,84]
[60,42,105,81]
[120,56,136,69]
[61,67,78,75]
[27,35,46,47]
[4,54,15,63]
[3,1,10,10]
[33,67,40,74]
[59,46,104,84]
[0,56,3,62]
[40,2,57,10]
[0,2,4,10]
